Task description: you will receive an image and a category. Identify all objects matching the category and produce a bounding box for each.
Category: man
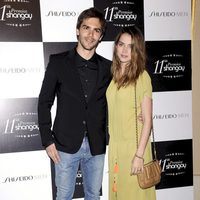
[38,7,111,200]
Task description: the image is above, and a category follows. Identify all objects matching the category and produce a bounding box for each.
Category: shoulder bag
[134,84,161,189]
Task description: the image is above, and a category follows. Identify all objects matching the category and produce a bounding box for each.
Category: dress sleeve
[141,70,152,99]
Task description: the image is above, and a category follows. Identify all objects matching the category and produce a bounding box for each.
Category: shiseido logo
[3,112,39,138]
[2,174,48,184]
[46,10,77,17]
[153,113,189,120]
[154,54,185,79]
[0,67,41,74]
[104,1,137,27]
[0,1,33,27]
[160,153,187,176]
[149,11,188,18]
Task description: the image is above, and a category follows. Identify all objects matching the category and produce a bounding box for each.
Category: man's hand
[46,143,60,164]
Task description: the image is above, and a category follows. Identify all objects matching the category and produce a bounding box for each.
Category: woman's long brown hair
[111,27,146,89]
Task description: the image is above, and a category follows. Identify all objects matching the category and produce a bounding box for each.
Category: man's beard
[79,38,99,51]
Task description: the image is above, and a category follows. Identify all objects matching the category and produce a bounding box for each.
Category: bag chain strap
[134,83,157,160]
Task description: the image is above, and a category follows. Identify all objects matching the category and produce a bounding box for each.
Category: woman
[106,27,156,199]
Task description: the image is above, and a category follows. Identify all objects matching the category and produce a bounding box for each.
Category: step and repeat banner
[0,0,193,199]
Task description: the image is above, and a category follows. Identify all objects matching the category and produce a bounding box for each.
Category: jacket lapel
[64,50,87,105]
[88,57,106,103]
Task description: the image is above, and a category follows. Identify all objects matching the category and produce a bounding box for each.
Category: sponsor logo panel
[144,0,191,41]
[146,41,191,92]
[155,139,193,189]
[0,0,42,41]
[0,98,42,153]
[94,0,144,41]
[0,151,52,200]
[40,0,93,42]
[0,42,44,98]
[152,91,192,141]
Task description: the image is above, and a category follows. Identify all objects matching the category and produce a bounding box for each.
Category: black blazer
[38,49,111,155]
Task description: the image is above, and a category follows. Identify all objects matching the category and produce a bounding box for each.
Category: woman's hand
[130,154,144,175]
[137,111,143,124]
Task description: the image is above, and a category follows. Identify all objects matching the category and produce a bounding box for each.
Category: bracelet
[135,154,144,161]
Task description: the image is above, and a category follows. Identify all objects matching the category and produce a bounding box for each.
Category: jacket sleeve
[38,55,58,147]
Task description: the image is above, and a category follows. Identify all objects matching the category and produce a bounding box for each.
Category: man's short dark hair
[76,7,106,36]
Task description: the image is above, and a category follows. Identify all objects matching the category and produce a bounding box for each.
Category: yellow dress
[106,71,156,200]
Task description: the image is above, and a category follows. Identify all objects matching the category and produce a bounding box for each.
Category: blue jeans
[55,137,105,200]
